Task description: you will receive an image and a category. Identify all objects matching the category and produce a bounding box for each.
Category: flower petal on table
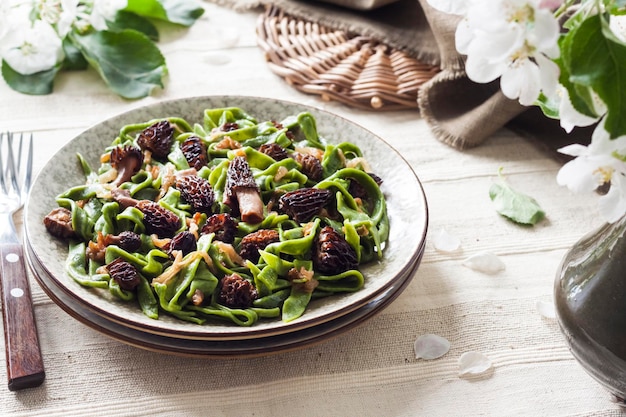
[414,334,451,360]
[432,228,461,253]
[536,300,556,319]
[462,251,505,274]
[459,351,493,376]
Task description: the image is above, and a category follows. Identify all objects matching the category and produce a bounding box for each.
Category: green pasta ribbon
[53,106,390,326]
[317,168,389,261]
[66,241,109,288]
[57,198,94,241]
[265,218,320,257]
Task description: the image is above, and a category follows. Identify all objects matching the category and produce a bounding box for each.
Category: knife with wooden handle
[0,242,45,390]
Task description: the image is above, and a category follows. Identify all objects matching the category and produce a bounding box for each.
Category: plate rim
[26,236,424,357]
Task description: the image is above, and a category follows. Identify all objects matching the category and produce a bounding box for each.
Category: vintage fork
[0,132,45,390]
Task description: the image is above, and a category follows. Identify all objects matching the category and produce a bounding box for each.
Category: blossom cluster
[428,0,626,223]
[0,0,204,98]
[0,0,126,76]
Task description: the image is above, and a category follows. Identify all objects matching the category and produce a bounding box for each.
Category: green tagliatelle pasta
[47,107,390,326]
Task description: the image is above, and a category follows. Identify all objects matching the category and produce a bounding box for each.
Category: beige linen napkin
[415,0,526,149]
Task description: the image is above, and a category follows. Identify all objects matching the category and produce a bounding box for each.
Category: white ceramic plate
[25,96,427,341]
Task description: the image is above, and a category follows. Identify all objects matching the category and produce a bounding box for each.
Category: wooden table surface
[1,3,622,416]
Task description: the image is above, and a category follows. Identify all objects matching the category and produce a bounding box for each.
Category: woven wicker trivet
[256,5,440,111]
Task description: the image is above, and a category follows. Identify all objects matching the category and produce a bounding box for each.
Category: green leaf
[568,14,626,138]
[124,0,168,21]
[604,0,626,14]
[108,10,160,41]
[558,33,597,118]
[160,0,205,25]
[62,38,88,71]
[489,173,545,226]
[536,92,560,119]
[125,0,205,26]
[69,29,167,99]
[1,61,58,95]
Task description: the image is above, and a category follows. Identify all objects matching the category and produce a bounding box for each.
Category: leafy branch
[1,0,204,99]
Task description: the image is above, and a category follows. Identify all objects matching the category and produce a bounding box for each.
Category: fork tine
[0,133,6,195]
[6,133,20,196]
[13,133,23,174]
[0,132,33,202]
[24,133,33,194]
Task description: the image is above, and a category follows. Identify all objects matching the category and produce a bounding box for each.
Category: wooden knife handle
[0,242,45,390]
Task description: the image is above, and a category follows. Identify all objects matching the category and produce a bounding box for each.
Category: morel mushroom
[111,188,138,209]
[348,173,383,201]
[166,231,197,258]
[258,143,288,161]
[135,200,180,238]
[221,122,239,132]
[110,145,143,186]
[137,120,174,160]
[86,231,142,263]
[107,231,142,252]
[201,213,237,243]
[176,174,214,214]
[224,156,264,224]
[278,188,331,223]
[43,207,75,239]
[270,120,295,140]
[181,136,208,170]
[218,273,257,308]
[238,229,279,263]
[106,258,141,291]
[313,226,358,275]
[293,152,323,181]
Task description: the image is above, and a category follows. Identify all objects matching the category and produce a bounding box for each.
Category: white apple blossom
[57,0,80,37]
[551,85,605,133]
[1,1,31,43]
[1,19,64,75]
[557,119,626,223]
[35,0,63,25]
[90,0,127,31]
[1,0,202,99]
[454,0,561,106]
[598,175,626,223]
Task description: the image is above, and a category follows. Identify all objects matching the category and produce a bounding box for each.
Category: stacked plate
[24,96,428,358]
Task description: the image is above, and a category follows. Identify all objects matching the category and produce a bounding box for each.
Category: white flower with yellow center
[57,0,80,37]
[427,0,561,106]
[557,119,626,223]
[35,0,63,25]
[1,19,64,75]
[456,0,561,105]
